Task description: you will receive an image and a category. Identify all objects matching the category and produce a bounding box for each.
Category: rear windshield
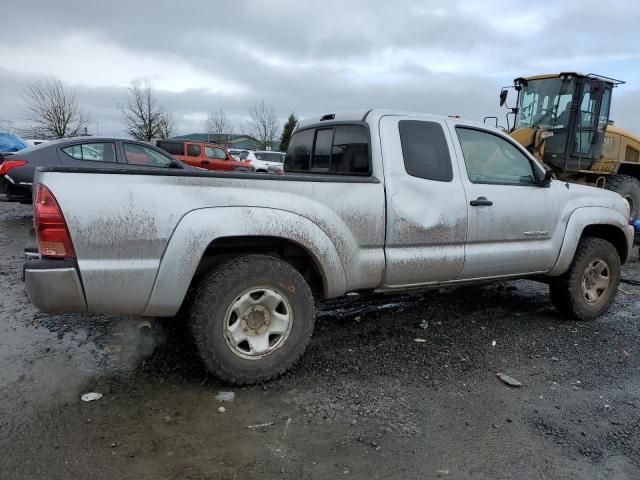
[284,124,370,175]
[254,152,285,163]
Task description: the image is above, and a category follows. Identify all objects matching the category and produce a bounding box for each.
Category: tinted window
[399,121,452,182]
[156,141,184,156]
[456,128,537,185]
[61,143,116,163]
[187,144,201,157]
[205,146,227,159]
[285,129,314,171]
[284,125,369,175]
[265,152,285,163]
[331,125,369,174]
[123,143,174,168]
[313,129,333,170]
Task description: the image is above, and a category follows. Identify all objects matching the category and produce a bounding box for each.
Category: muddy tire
[606,175,640,218]
[549,237,621,320]
[189,254,315,385]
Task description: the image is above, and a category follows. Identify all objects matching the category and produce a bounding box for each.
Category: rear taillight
[34,184,75,258]
[0,159,27,175]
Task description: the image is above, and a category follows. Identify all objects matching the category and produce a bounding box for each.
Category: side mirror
[499,89,508,107]
[540,168,555,187]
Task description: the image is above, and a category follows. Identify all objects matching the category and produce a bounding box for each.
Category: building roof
[173,133,256,142]
[171,133,281,150]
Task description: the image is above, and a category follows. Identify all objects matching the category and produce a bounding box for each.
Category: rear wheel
[605,175,640,218]
[189,254,315,384]
[550,237,621,320]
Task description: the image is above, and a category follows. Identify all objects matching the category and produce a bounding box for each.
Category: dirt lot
[1,201,639,480]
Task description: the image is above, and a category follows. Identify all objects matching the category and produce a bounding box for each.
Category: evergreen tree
[279,113,298,152]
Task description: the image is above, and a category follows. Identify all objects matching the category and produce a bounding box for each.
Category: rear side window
[187,144,201,157]
[61,142,117,163]
[266,152,285,163]
[284,124,369,175]
[157,141,184,156]
[399,121,452,182]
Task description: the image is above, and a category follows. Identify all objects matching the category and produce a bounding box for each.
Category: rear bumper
[23,258,87,313]
[0,175,32,202]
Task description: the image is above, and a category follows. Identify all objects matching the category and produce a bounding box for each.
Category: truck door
[447,121,560,279]
[204,145,230,170]
[380,115,468,287]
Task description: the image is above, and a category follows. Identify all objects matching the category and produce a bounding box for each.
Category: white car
[228,149,249,161]
[245,151,285,173]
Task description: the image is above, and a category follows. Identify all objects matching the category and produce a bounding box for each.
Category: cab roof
[517,72,624,85]
[296,109,502,133]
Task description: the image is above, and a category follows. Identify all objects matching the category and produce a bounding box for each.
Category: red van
[155,140,254,172]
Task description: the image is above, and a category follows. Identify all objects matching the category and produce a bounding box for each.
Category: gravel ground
[1,201,639,479]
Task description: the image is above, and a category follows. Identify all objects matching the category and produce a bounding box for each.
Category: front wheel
[189,254,315,384]
[549,237,621,320]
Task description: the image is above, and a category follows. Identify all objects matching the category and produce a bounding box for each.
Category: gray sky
[2,0,640,137]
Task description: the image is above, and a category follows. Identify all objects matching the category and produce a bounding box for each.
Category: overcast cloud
[2,0,640,137]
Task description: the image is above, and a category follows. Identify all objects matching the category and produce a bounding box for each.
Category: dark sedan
[0,137,193,202]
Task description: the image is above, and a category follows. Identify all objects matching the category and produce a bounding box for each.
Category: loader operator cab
[503,73,621,171]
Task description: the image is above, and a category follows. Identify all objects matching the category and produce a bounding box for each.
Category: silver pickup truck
[24,109,634,384]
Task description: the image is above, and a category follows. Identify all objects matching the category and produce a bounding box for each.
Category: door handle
[470,196,493,206]
[201,160,209,165]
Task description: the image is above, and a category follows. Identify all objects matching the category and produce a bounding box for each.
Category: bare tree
[119,80,173,141]
[245,100,279,150]
[21,78,90,139]
[157,111,175,139]
[0,119,15,133]
[205,109,233,143]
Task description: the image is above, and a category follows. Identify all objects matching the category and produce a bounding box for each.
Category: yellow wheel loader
[495,72,640,218]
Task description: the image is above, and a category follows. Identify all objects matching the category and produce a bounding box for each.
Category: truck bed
[32,165,386,315]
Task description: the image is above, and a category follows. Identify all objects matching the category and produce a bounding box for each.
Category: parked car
[228,148,249,160]
[155,140,254,172]
[244,150,285,172]
[0,137,191,203]
[24,139,49,147]
[0,131,27,154]
[23,109,633,385]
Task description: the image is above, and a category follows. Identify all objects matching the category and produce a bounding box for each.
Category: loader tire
[605,175,640,218]
[549,237,621,321]
[189,254,315,385]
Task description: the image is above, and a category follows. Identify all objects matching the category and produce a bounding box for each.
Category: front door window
[456,128,537,185]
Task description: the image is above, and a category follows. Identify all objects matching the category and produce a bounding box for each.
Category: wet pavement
[1,201,640,479]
